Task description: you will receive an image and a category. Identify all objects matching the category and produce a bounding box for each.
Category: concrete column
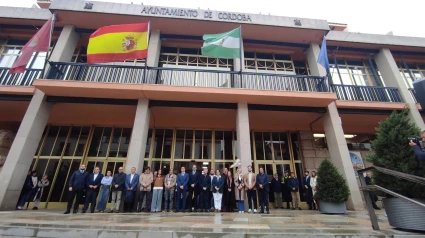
[306,43,326,77]
[323,102,363,210]
[126,99,150,174]
[236,102,251,173]
[375,48,425,129]
[45,25,80,77]
[147,30,161,67]
[0,90,52,210]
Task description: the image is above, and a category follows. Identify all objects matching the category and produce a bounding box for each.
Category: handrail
[360,185,425,208]
[49,62,325,79]
[358,166,425,231]
[358,166,425,185]
[331,84,399,90]
[47,61,330,92]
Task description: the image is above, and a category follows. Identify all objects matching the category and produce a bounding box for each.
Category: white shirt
[248,172,252,187]
[130,174,134,182]
[93,173,98,181]
[31,176,38,187]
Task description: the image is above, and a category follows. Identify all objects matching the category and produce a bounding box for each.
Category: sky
[2,0,424,38]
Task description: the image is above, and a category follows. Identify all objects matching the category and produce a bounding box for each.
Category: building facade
[0,0,424,211]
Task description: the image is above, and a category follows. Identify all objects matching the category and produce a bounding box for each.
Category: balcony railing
[409,88,418,103]
[47,62,330,93]
[331,84,403,103]
[0,67,42,86]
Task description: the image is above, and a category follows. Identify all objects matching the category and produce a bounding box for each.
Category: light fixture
[202,162,209,165]
[313,133,356,139]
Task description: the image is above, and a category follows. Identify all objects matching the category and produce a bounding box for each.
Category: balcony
[331,84,403,103]
[46,62,330,93]
[0,67,42,87]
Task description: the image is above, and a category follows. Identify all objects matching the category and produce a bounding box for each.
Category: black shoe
[260,210,264,214]
[286,207,290,210]
[298,207,302,210]
[32,207,38,210]
[292,208,295,210]
[73,210,78,214]
[81,211,86,214]
[267,211,270,214]
[174,210,179,213]
[64,210,70,214]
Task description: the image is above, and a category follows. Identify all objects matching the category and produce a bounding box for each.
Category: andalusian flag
[87,23,149,64]
[201,27,241,59]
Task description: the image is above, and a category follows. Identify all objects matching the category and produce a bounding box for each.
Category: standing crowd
[17,164,320,213]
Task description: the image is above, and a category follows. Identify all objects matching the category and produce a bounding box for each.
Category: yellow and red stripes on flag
[87,23,149,64]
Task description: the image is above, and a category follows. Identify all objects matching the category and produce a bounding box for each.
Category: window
[160,47,233,68]
[244,52,295,73]
[330,58,383,86]
[398,62,425,88]
[0,40,51,69]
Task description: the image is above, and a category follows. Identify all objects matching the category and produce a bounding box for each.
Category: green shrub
[315,159,350,203]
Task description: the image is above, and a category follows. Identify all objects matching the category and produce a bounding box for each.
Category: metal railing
[409,88,418,103]
[358,166,425,230]
[331,84,403,103]
[47,62,330,93]
[0,67,42,86]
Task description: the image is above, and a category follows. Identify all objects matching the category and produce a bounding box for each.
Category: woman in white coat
[310,171,318,210]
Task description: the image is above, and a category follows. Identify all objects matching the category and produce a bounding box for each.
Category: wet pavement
[0,209,423,237]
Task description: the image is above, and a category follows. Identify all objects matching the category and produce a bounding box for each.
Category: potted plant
[366,108,425,231]
[315,159,350,214]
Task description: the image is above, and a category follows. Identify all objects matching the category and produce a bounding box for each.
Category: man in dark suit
[64,164,88,214]
[109,167,126,213]
[188,164,200,212]
[175,166,189,212]
[124,167,139,213]
[288,172,301,210]
[256,167,270,214]
[303,171,313,210]
[82,166,103,213]
[199,167,211,212]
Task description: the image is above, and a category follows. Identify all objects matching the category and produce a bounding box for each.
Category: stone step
[0,225,395,238]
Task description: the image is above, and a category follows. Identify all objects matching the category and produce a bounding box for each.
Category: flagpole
[41,12,57,78]
[142,20,151,84]
[239,25,243,73]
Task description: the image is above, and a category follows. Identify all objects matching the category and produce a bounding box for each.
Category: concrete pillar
[126,99,150,174]
[147,30,161,67]
[375,48,425,129]
[323,102,363,210]
[0,90,52,210]
[306,43,327,77]
[44,25,80,77]
[236,102,251,173]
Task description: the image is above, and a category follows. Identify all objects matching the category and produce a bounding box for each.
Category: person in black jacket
[288,172,301,210]
[365,172,380,210]
[409,130,425,161]
[282,171,292,209]
[271,173,282,209]
[223,171,235,212]
[188,164,200,212]
[303,171,313,210]
[82,166,104,213]
[64,164,88,214]
[16,171,37,210]
[198,168,211,212]
[108,167,126,213]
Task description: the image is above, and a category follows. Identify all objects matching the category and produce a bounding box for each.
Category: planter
[319,201,347,214]
[383,198,425,231]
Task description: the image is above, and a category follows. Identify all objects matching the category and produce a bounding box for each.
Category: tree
[315,159,350,203]
[366,108,425,198]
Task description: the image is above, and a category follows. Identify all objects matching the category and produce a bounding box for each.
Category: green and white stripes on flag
[201,27,241,59]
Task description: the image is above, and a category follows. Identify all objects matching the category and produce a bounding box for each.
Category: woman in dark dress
[223,171,235,212]
[282,171,292,209]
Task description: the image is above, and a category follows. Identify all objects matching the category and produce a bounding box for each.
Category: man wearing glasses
[108,167,126,213]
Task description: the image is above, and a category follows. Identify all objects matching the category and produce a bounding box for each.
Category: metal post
[359,173,380,230]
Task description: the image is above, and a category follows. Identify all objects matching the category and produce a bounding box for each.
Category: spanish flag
[87,23,149,64]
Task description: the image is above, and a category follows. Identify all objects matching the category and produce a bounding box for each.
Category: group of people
[61,163,320,214]
[270,170,318,211]
[16,170,50,210]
